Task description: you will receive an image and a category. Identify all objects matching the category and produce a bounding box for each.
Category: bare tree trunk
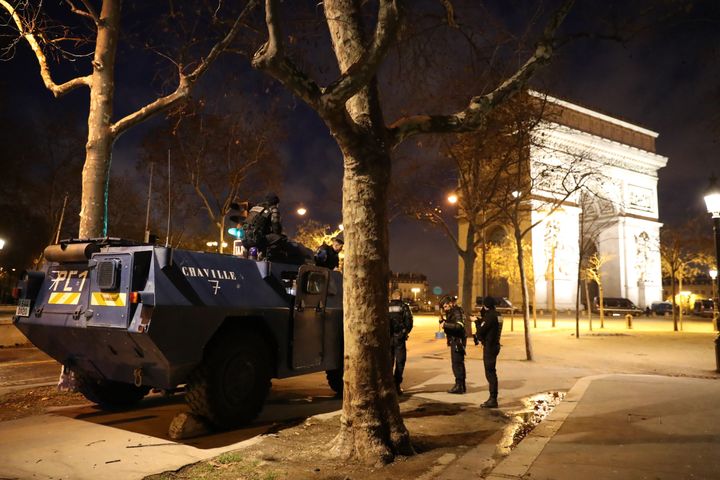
[575,250,582,338]
[79,0,120,238]
[322,0,411,463]
[584,279,592,331]
[460,223,477,336]
[598,282,605,328]
[678,276,684,331]
[671,271,678,331]
[514,227,533,360]
[331,144,412,464]
[550,245,556,327]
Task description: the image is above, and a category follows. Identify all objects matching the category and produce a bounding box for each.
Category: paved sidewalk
[443,374,720,480]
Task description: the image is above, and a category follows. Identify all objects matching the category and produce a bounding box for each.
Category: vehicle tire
[326,368,343,395]
[74,371,150,409]
[186,331,272,429]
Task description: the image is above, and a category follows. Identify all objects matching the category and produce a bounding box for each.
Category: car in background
[592,297,644,317]
[474,296,519,315]
[651,301,673,316]
[407,301,421,313]
[693,299,715,318]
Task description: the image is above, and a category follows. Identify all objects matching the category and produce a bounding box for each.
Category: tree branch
[1,0,91,97]
[110,0,258,138]
[387,0,575,147]
[251,0,322,109]
[321,0,400,110]
[64,0,99,24]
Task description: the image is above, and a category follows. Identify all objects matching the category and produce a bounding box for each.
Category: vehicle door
[292,265,330,369]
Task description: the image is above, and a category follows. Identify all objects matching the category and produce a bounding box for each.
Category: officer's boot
[448,380,464,394]
[481,394,498,408]
[395,379,403,396]
[461,379,467,393]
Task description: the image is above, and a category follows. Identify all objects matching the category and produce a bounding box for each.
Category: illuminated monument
[459,92,668,310]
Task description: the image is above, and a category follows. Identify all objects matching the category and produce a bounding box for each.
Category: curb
[484,374,610,480]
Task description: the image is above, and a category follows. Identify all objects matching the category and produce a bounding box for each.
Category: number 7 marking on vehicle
[209,280,220,295]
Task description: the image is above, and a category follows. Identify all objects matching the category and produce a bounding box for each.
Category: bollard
[626,313,633,329]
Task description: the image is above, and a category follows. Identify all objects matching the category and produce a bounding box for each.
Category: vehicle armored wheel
[186,330,272,429]
[74,371,151,409]
[326,368,343,396]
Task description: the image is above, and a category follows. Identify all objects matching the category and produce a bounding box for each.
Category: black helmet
[439,295,454,307]
[265,192,280,205]
[483,296,496,308]
[332,235,344,245]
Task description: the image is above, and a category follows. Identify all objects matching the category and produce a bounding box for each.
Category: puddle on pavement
[496,391,566,456]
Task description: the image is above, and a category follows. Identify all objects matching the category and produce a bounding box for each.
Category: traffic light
[228,201,249,239]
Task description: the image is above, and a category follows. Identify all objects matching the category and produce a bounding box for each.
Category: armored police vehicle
[13,238,344,428]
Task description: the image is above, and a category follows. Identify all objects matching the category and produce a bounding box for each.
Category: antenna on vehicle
[54,193,69,244]
[165,149,171,248]
[144,162,153,243]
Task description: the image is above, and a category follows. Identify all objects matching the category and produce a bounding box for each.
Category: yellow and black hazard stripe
[48,292,81,305]
[90,292,127,307]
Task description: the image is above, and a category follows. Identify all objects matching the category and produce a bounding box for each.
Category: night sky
[1,1,719,293]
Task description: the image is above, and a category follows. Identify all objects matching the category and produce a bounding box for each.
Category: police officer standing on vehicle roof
[242,193,284,258]
[388,289,413,395]
[475,296,503,408]
[439,296,466,394]
[315,236,343,270]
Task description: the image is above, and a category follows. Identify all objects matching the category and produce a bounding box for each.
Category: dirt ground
[2,316,718,480]
[0,386,88,422]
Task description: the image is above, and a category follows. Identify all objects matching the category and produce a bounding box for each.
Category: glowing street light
[411,287,420,301]
[447,193,458,205]
[702,174,720,370]
[338,224,344,231]
[296,207,307,216]
[0,238,5,250]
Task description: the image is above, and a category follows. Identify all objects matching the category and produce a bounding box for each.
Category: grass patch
[146,454,280,480]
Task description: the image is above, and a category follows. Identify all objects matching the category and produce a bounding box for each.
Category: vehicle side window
[305,272,325,295]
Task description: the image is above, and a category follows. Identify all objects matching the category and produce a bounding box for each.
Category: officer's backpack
[242,204,270,247]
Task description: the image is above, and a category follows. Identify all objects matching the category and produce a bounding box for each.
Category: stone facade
[458,92,668,310]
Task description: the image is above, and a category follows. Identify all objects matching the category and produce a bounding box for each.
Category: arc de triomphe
[459,92,668,310]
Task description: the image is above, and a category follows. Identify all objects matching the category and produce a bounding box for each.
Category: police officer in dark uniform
[388,289,413,395]
[439,296,466,394]
[314,236,344,270]
[475,296,503,408]
[243,193,284,258]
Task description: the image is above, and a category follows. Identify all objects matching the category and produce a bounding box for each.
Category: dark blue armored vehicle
[13,238,344,428]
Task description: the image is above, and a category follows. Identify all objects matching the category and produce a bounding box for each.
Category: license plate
[16,298,31,317]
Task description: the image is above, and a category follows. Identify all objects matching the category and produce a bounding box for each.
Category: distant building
[662,275,715,303]
[389,272,429,303]
[458,92,668,310]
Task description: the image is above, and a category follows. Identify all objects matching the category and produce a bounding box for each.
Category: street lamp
[296,207,307,216]
[0,238,5,250]
[447,193,458,205]
[710,269,718,330]
[411,287,420,301]
[703,174,720,371]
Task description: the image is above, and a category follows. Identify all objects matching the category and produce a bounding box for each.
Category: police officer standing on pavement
[439,296,466,394]
[388,289,413,395]
[475,296,503,408]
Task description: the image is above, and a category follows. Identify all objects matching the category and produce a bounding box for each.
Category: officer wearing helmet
[439,295,466,394]
[242,193,283,258]
[388,289,413,395]
[475,296,503,408]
